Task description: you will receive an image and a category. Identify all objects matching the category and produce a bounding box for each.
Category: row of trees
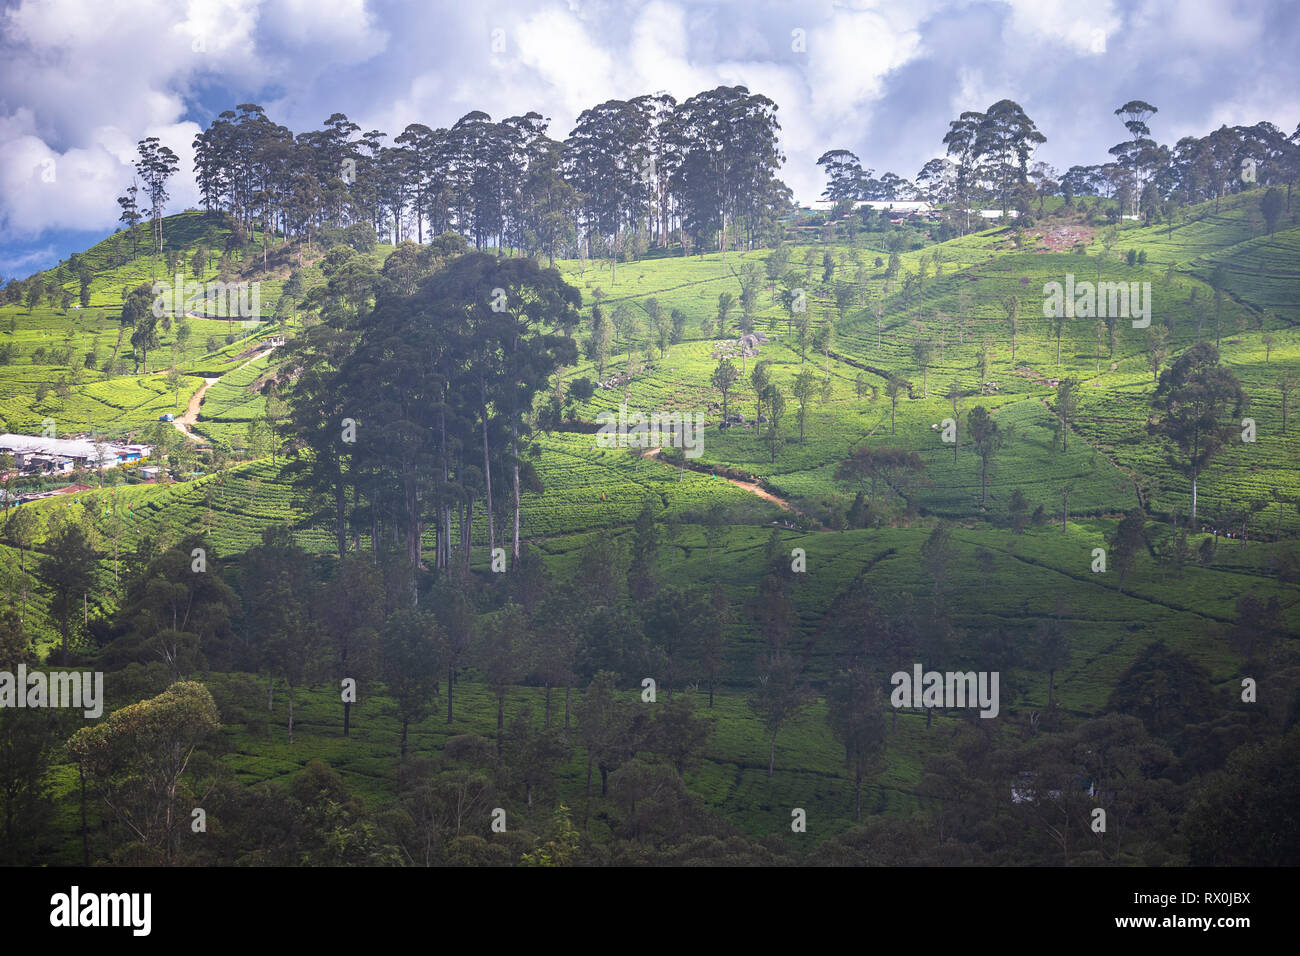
[819,98,1048,226]
[819,99,1300,233]
[184,87,791,266]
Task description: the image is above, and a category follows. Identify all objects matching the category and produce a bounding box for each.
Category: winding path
[643,445,827,526]
[717,473,794,511]
[172,345,278,442]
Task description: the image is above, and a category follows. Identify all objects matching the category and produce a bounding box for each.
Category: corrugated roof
[0,434,152,464]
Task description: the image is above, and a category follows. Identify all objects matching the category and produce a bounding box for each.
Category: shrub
[342,222,377,252]
[569,377,595,402]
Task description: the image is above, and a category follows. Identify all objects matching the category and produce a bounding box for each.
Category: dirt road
[172,346,278,442]
[642,445,826,525]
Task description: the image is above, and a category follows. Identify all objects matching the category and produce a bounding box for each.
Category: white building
[807,199,935,214]
[0,434,152,473]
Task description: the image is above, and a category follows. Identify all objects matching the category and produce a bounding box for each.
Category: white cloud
[1131,0,1261,53]
[953,67,997,117]
[1001,0,1120,55]
[1202,92,1300,138]
[0,117,200,239]
[513,6,619,124]
[0,0,385,240]
[0,245,56,276]
[259,0,385,56]
[805,6,923,120]
[1,0,1298,248]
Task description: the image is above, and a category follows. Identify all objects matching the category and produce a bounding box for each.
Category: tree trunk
[442,503,451,571]
[80,765,89,865]
[512,452,521,563]
[447,664,455,724]
[287,682,295,745]
[335,455,347,558]
[583,751,592,828]
[768,729,777,778]
[464,497,473,571]
[352,482,361,554]
[481,383,495,556]
[405,476,420,577]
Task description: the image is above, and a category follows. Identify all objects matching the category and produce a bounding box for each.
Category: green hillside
[4,185,1299,868]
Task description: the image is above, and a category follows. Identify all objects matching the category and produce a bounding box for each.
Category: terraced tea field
[4,189,1298,869]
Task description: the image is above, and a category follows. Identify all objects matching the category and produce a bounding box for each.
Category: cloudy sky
[2,0,1298,276]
